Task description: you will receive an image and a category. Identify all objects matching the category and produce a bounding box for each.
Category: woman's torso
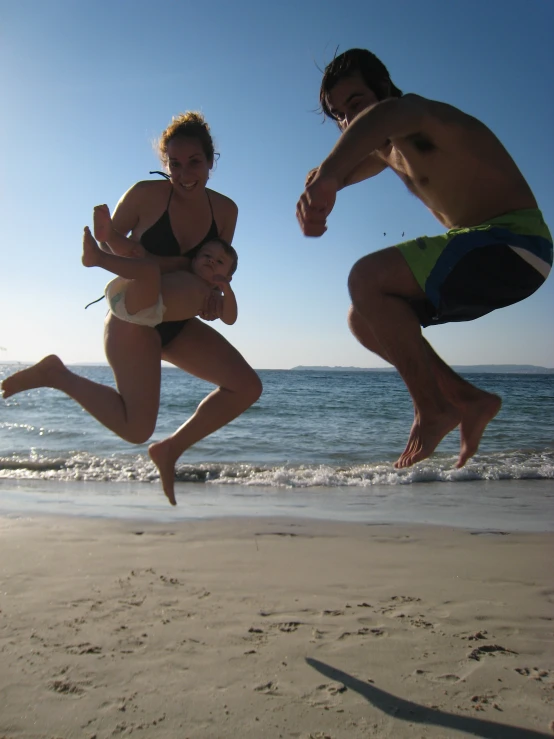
[138,179,220,345]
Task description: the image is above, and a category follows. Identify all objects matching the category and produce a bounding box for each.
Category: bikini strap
[149,171,173,208]
[149,170,170,180]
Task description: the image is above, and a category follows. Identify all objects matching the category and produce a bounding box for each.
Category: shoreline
[0,515,552,738]
[1,477,553,532]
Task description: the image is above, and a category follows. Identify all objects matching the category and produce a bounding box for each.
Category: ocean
[1,364,553,529]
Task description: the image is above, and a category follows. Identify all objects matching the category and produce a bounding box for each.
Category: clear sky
[2,0,553,369]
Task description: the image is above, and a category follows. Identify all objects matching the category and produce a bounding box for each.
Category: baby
[82,207,238,327]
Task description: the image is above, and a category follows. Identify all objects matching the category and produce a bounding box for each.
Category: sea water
[1,365,553,529]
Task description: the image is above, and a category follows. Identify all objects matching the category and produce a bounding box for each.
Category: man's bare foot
[148,439,179,506]
[395,405,460,469]
[456,392,502,468]
[2,355,67,399]
[82,227,102,267]
[93,204,113,243]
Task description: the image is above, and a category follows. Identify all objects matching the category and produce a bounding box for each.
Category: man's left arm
[317,94,428,183]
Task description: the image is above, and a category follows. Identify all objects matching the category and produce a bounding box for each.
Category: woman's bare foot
[456,392,502,468]
[1,355,67,399]
[395,405,460,468]
[82,227,102,267]
[148,439,179,506]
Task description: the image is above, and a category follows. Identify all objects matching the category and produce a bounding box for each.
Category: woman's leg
[149,318,262,505]
[2,315,162,445]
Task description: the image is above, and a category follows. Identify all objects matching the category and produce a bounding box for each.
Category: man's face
[326,71,380,131]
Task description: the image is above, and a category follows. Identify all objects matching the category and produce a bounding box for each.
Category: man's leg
[347,247,500,467]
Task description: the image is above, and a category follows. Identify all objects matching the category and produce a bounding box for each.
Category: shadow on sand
[306,658,550,738]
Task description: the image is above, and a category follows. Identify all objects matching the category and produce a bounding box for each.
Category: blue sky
[1,0,553,369]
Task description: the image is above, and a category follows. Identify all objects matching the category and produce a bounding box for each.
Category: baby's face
[192,242,234,281]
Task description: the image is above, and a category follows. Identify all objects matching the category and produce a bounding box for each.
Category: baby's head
[191,238,238,281]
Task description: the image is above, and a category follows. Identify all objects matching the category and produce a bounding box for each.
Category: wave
[1,450,553,487]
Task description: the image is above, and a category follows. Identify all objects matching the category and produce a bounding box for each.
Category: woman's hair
[320,48,403,122]
[157,111,216,165]
[198,237,239,276]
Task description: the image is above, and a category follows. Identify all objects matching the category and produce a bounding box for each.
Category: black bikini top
[141,171,219,259]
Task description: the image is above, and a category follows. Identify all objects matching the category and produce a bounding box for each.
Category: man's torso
[373,96,537,229]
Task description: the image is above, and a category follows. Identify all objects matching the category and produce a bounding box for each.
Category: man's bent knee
[348,252,388,299]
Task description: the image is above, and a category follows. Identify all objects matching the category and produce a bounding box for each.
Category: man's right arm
[340,155,387,187]
[305,154,386,192]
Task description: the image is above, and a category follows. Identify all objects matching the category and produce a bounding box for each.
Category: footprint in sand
[467,644,518,661]
[304,681,347,708]
[49,678,88,696]
[273,621,302,633]
[338,627,385,639]
[65,643,102,655]
[515,666,552,682]
[253,680,280,695]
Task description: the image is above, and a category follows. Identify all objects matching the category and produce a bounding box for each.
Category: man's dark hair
[320,48,403,121]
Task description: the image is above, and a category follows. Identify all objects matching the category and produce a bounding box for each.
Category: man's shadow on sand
[306,658,550,738]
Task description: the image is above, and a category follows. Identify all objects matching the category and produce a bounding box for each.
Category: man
[296,48,552,469]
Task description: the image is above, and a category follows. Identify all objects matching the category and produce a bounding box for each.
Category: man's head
[191,238,238,282]
[320,49,402,130]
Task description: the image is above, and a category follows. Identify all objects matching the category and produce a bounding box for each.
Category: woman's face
[166,137,212,194]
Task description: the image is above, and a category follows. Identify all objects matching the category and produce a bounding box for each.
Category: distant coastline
[291,365,554,374]
[2,361,553,374]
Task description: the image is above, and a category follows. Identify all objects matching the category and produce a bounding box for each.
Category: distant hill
[291,365,554,374]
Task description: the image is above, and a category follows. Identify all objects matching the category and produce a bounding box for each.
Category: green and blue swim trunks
[397,208,552,326]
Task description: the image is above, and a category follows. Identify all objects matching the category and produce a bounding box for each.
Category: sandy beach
[0,515,552,738]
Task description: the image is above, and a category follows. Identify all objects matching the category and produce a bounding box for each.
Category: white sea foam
[1,450,552,487]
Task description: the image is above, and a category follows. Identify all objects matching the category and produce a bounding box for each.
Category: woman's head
[157,112,217,192]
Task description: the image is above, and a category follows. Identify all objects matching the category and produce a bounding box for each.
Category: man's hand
[199,288,224,321]
[305,167,319,187]
[296,172,338,237]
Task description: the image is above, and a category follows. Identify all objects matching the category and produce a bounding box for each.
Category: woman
[2,112,262,506]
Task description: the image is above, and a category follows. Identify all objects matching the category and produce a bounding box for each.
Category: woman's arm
[100,183,148,258]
